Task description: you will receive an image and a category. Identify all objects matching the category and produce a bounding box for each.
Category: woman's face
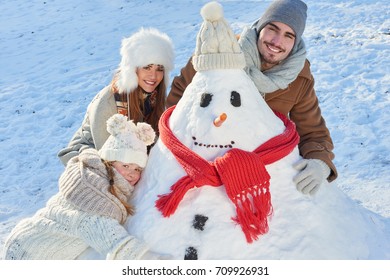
[112,161,143,186]
[136,64,164,93]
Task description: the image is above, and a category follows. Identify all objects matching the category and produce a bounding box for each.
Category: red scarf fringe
[232,184,273,242]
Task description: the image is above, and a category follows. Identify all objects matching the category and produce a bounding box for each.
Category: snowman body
[126,69,389,259]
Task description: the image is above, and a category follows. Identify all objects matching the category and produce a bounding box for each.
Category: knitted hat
[192,1,246,71]
[98,114,156,168]
[253,0,307,47]
[116,27,175,94]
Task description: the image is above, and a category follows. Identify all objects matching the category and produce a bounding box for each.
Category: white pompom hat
[116,27,175,94]
[98,114,156,168]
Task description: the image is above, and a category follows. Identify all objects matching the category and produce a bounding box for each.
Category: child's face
[112,161,143,186]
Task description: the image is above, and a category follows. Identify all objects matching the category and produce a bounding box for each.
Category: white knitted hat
[116,27,175,94]
[98,114,156,168]
[192,1,246,71]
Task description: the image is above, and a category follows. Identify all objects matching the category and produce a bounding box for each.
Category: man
[166,0,337,195]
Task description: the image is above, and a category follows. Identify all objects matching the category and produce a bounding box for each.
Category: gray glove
[293,159,330,195]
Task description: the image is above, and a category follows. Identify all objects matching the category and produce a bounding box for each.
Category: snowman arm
[166,56,197,107]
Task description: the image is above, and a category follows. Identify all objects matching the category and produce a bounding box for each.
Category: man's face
[257,21,296,70]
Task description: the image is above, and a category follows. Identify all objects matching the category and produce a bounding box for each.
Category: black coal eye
[200,93,213,107]
[230,91,241,107]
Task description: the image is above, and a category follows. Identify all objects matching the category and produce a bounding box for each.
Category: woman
[58,27,175,165]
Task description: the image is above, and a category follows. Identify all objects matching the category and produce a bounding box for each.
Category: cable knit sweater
[2,149,148,260]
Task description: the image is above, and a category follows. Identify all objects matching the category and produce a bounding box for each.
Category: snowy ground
[0,0,389,260]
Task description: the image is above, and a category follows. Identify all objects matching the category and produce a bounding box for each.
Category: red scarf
[156,106,299,243]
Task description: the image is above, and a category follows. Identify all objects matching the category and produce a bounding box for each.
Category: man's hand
[293,159,330,195]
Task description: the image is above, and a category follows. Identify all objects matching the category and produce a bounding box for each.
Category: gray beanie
[192,1,246,71]
[254,0,307,47]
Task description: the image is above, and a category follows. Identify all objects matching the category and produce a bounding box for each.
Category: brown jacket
[166,57,337,182]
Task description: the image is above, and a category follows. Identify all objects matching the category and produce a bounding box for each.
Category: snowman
[126,2,390,259]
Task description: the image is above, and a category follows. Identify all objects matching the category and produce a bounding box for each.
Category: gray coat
[58,86,118,165]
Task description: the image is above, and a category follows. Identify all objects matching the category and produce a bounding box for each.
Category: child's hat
[98,114,156,168]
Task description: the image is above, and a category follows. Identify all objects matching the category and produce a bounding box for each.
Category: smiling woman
[57,28,175,166]
[136,64,165,93]
[0,0,389,268]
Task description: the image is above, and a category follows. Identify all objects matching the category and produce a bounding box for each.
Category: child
[3,114,170,260]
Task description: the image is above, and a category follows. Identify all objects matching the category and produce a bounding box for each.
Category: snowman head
[169,1,285,161]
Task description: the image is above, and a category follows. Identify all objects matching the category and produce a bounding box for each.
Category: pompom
[200,1,223,22]
[135,122,156,146]
[106,114,129,136]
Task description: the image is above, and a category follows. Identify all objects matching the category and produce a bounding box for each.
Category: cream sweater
[2,149,148,260]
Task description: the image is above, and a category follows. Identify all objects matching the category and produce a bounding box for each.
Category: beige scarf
[238,27,307,96]
[59,149,133,224]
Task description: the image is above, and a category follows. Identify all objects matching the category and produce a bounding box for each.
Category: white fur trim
[116,27,174,94]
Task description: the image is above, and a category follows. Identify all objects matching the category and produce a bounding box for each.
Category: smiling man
[257,22,296,70]
[167,0,338,195]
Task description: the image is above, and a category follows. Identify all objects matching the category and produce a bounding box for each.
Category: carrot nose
[213,113,227,127]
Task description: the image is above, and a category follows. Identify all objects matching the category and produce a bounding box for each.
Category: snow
[0,0,389,264]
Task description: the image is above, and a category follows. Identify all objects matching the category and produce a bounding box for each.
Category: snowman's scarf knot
[156,106,299,243]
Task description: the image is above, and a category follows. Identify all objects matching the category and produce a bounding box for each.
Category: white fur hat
[98,114,156,168]
[192,1,246,71]
[116,27,175,94]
